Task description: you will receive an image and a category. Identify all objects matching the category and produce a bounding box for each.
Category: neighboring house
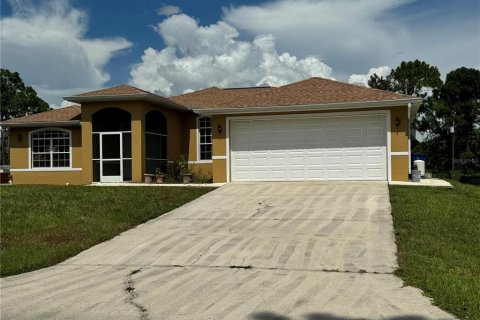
[0,77,422,184]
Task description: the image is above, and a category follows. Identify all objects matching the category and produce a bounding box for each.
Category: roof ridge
[222,86,272,90]
[120,83,154,95]
[171,87,220,98]
[307,77,413,99]
[72,84,149,97]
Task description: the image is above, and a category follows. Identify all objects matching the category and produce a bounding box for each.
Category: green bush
[193,171,213,183]
[460,174,480,185]
[166,160,182,182]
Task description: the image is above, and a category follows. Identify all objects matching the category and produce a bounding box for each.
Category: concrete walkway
[0,182,455,320]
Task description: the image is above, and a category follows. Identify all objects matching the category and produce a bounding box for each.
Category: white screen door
[100,132,123,182]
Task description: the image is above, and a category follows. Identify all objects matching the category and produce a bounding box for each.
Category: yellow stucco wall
[183,113,198,162]
[390,106,409,152]
[10,171,85,185]
[212,159,226,183]
[212,115,227,156]
[392,155,409,181]
[9,126,86,185]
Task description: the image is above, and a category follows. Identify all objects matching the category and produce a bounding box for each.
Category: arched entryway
[92,108,132,182]
[145,111,167,174]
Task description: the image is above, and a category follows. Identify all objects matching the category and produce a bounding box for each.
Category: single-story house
[1,77,422,184]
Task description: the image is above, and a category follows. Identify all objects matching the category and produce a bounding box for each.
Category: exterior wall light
[217,124,223,134]
[17,134,22,142]
[395,117,400,129]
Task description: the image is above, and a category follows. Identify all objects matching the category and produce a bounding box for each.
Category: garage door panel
[308,168,326,179]
[271,170,287,179]
[231,114,387,181]
[307,156,325,165]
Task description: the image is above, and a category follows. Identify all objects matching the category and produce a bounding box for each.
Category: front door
[100,132,123,182]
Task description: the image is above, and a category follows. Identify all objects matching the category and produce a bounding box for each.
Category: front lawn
[0,185,215,277]
[389,181,480,319]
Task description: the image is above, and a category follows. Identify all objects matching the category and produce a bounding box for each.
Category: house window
[31,129,70,168]
[198,116,212,161]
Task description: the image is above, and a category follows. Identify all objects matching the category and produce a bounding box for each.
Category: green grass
[389,181,480,319]
[0,185,215,277]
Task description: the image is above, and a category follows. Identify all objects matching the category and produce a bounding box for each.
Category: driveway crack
[124,269,149,320]
[250,200,274,219]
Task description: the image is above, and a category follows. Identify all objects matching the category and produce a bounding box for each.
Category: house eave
[0,120,81,128]
[192,98,423,116]
[64,94,190,112]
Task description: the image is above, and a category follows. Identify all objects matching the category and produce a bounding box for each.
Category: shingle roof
[169,86,274,108]
[1,105,81,125]
[73,84,150,97]
[170,77,416,109]
[66,84,188,110]
[3,77,420,126]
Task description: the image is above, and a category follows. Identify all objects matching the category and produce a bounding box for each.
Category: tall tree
[438,68,480,172]
[368,60,443,146]
[368,60,443,96]
[0,69,50,164]
[1,68,50,121]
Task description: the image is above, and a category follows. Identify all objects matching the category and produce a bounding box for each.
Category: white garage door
[230,113,387,181]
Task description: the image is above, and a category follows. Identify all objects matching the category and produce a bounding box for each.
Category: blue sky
[1,0,479,106]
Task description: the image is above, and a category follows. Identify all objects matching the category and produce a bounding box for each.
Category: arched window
[30,129,71,168]
[145,111,167,174]
[197,116,212,161]
[92,108,131,132]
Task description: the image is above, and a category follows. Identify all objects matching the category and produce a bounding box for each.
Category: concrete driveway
[1,182,454,320]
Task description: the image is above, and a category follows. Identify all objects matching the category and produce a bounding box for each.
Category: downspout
[408,103,412,174]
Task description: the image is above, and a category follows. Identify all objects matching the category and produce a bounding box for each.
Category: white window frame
[29,128,72,169]
[196,116,213,163]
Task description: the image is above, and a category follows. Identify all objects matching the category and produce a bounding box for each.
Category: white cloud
[0,0,132,106]
[157,5,182,16]
[48,98,80,109]
[348,66,391,87]
[223,0,408,80]
[222,0,480,79]
[130,14,332,96]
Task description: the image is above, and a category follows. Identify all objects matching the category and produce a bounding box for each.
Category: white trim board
[391,151,409,156]
[11,168,82,172]
[1,120,81,128]
[225,110,392,182]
